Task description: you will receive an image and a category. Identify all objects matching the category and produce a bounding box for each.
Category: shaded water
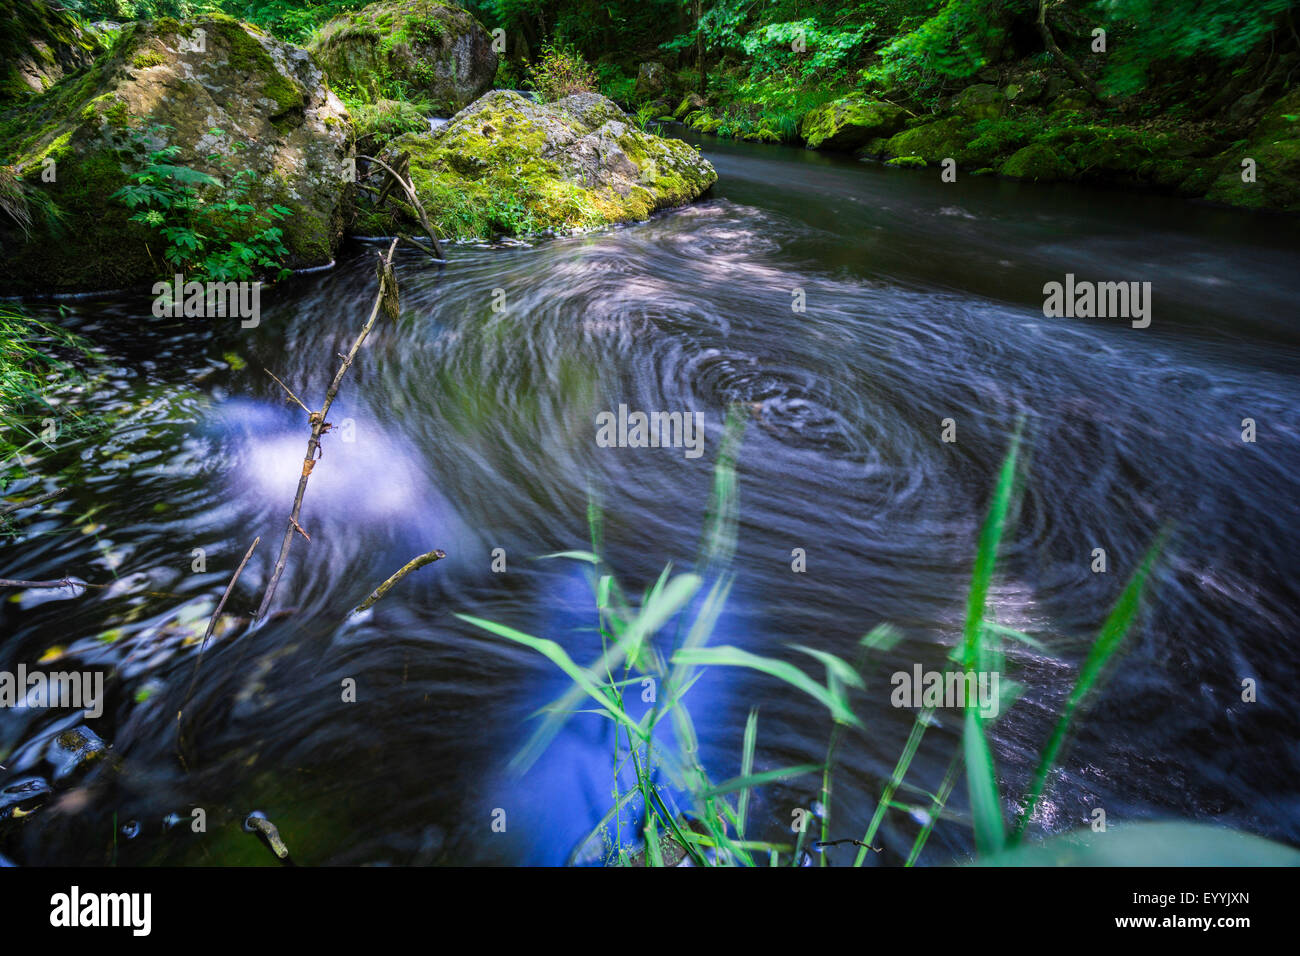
[3,132,1300,865]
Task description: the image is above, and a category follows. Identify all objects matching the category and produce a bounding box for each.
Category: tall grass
[460,416,1178,866]
[0,305,102,492]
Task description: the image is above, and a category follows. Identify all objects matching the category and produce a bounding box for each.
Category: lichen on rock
[0,0,103,101]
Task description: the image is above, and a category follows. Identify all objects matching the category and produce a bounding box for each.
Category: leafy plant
[111,123,293,282]
[524,42,599,102]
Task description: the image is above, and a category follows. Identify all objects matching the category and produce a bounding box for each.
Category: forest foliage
[55,0,1300,106]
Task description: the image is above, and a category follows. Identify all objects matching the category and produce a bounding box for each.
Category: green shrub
[525,43,599,102]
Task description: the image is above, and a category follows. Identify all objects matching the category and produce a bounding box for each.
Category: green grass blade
[964,706,1005,856]
[1011,535,1164,842]
[702,763,822,798]
[673,645,861,727]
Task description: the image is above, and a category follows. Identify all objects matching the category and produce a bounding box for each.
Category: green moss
[132,49,167,70]
[1000,142,1072,181]
[886,155,927,169]
[369,92,714,241]
[882,117,969,164]
[799,94,906,150]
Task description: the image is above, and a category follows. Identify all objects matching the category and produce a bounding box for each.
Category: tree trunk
[1037,0,1104,102]
[694,0,707,95]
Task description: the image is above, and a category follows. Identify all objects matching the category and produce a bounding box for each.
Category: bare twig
[264,369,311,415]
[256,239,400,620]
[0,575,79,589]
[0,487,65,516]
[177,536,259,765]
[353,549,447,613]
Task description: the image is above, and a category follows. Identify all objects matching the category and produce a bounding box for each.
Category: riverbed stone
[800,94,907,150]
[308,0,496,113]
[44,725,108,785]
[370,90,716,240]
[0,13,352,295]
[0,776,51,822]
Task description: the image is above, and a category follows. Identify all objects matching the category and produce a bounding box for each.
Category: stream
[3,130,1299,865]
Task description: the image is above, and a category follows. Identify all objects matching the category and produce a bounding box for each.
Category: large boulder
[365,90,715,240]
[0,0,103,100]
[672,91,706,120]
[633,61,668,101]
[800,95,906,150]
[308,0,496,114]
[879,117,972,165]
[0,14,352,295]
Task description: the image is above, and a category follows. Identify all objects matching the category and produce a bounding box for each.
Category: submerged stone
[44,725,108,785]
[0,776,52,822]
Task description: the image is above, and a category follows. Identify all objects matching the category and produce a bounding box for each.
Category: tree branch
[353,549,447,613]
[255,239,400,620]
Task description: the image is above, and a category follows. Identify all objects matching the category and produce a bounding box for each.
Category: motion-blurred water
[3,132,1298,865]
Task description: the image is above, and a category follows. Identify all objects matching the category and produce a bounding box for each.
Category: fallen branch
[177,536,259,768]
[0,575,80,590]
[0,487,65,516]
[255,239,400,620]
[361,153,445,260]
[353,549,447,613]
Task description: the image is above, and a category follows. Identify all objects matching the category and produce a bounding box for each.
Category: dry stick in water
[176,536,259,766]
[354,549,447,613]
[256,239,400,620]
[0,487,65,516]
[360,153,445,260]
[0,576,80,589]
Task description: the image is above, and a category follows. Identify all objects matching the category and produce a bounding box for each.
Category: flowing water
[3,131,1299,865]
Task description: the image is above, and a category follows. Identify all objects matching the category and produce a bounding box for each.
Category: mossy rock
[885,156,927,169]
[673,91,706,120]
[1000,142,1073,182]
[634,61,668,101]
[309,0,496,114]
[1040,124,1196,188]
[951,84,1006,121]
[1205,139,1300,212]
[1201,89,1300,211]
[369,90,716,241]
[1047,91,1091,115]
[799,94,906,150]
[0,0,104,102]
[881,117,974,165]
[0,15,352,295]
